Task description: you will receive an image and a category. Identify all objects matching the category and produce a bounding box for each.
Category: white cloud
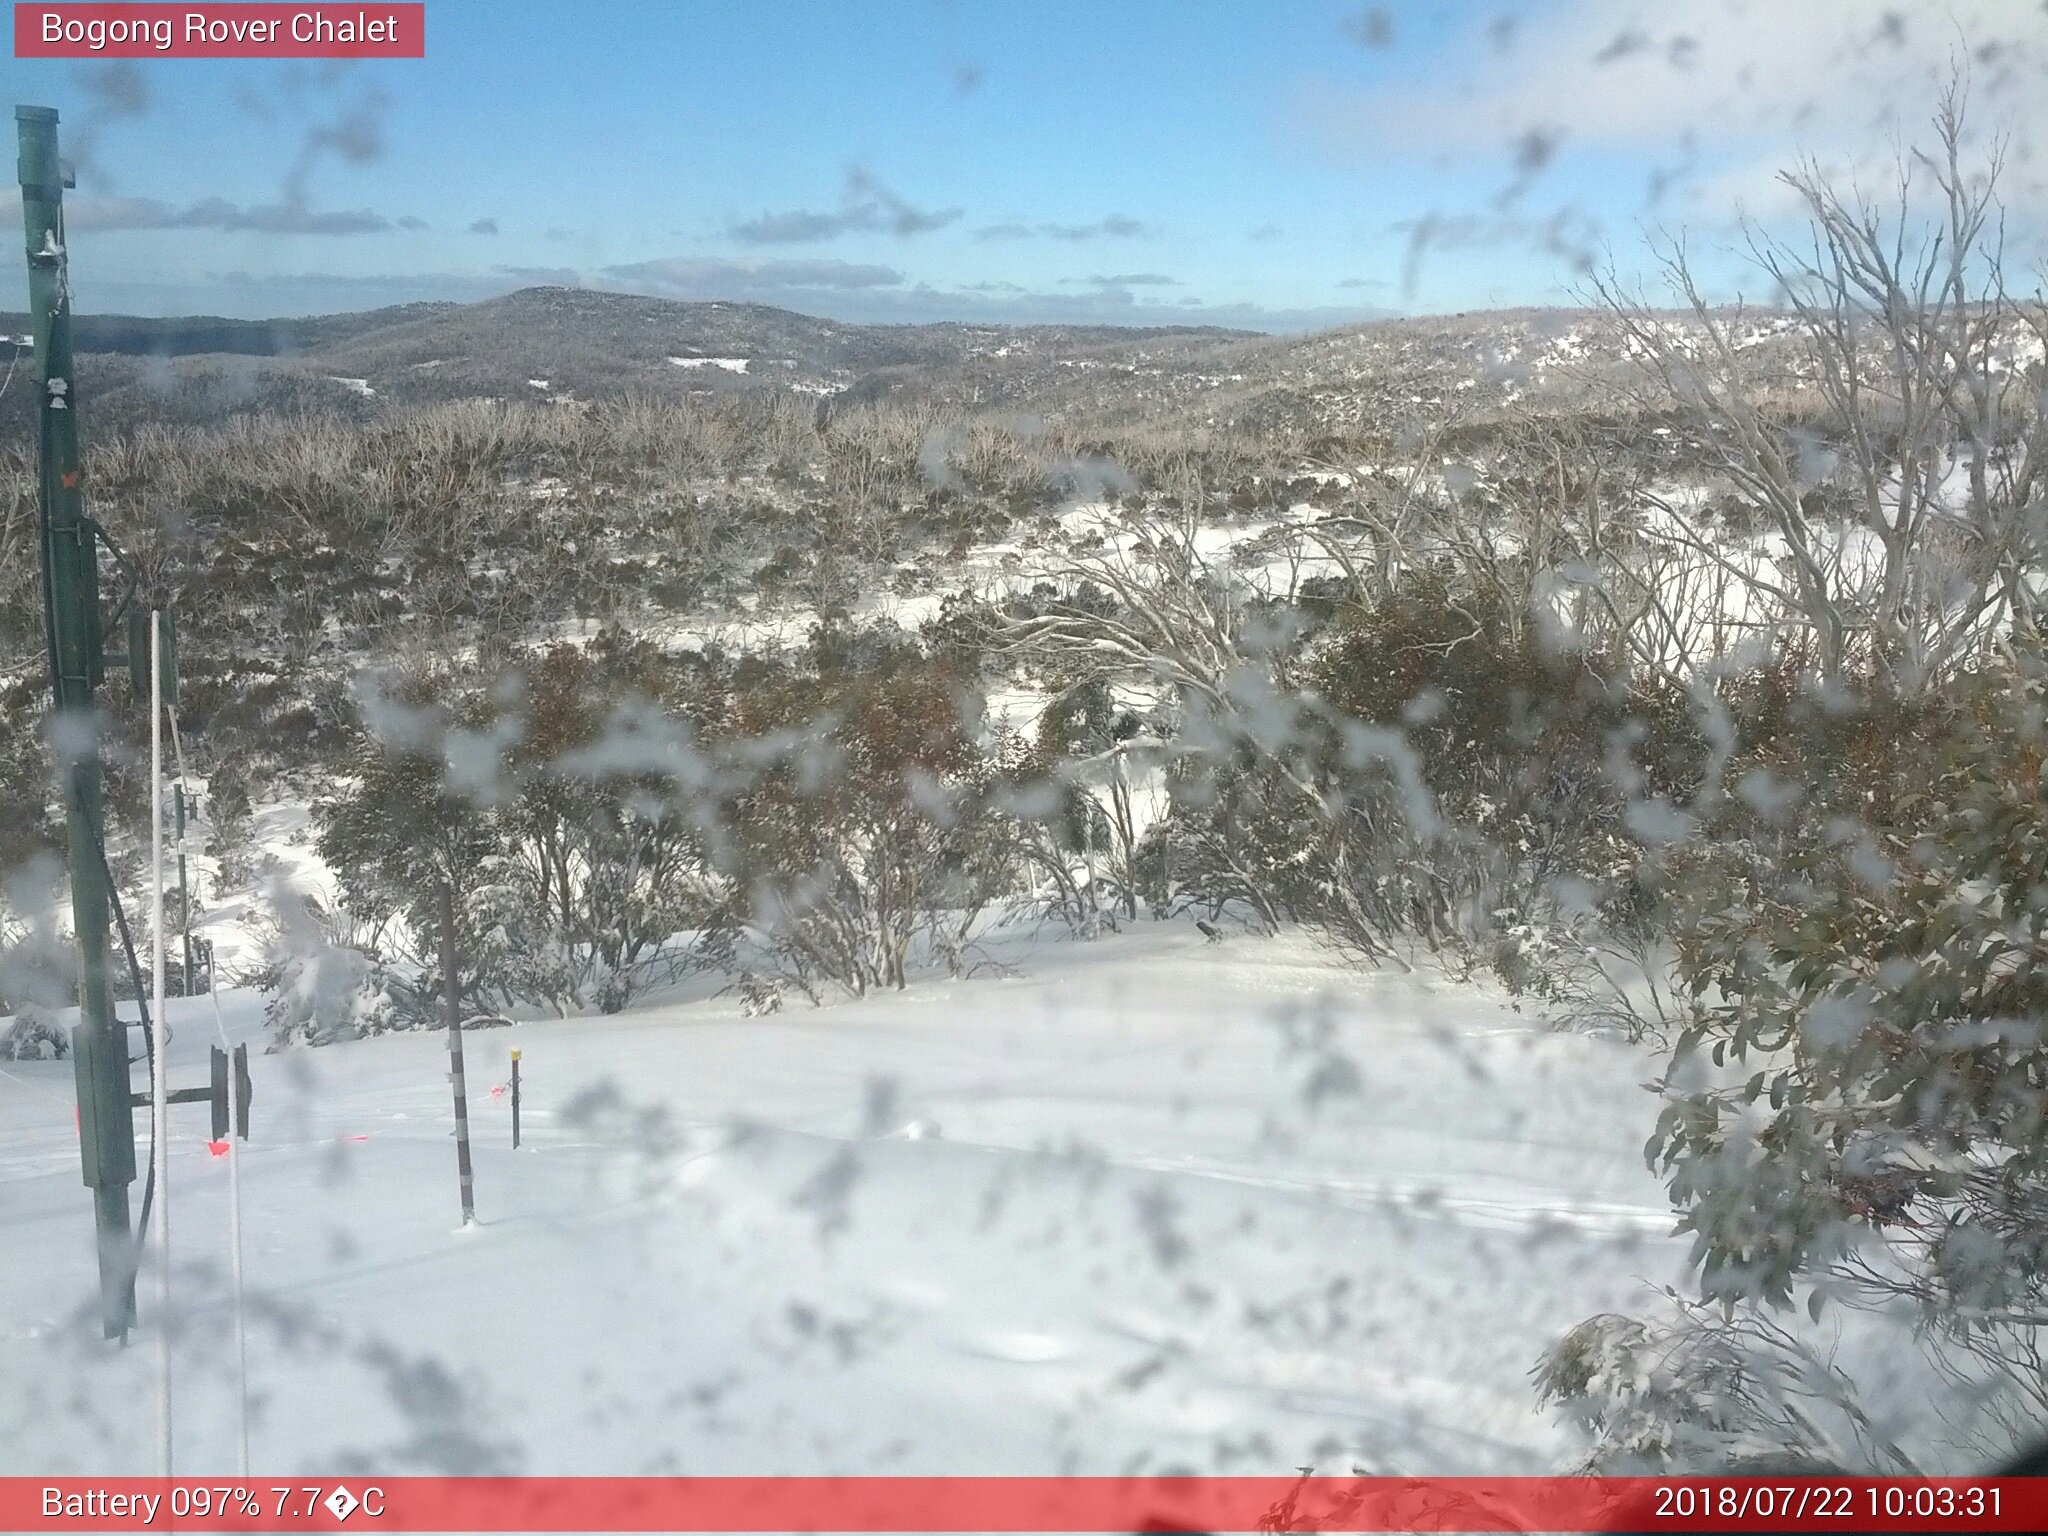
[606,257,906,291]
[1301,0,2048,217]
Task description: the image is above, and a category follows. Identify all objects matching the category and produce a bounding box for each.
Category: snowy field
[0,922,1915,1479]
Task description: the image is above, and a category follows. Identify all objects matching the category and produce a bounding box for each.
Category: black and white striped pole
[440,882,475,1226]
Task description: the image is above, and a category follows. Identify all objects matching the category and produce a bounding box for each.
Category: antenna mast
[17,103,137,1342]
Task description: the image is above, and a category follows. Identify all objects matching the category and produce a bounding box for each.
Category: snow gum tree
[1645,644,2048,1440]
[313,638,725,1020]
[1548,90,2048,1468]
[1595,88,2047,695]
[723,632,1007,997]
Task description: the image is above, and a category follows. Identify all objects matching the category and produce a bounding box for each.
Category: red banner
[13,4,425,58]
[1,1477,2042,1532]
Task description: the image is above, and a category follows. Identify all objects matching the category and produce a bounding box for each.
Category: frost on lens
[4,20,2048,1490]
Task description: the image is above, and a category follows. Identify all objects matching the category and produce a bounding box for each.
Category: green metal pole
[18,104,136,1341]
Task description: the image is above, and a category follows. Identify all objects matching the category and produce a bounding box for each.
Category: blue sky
[7,0,2044,328]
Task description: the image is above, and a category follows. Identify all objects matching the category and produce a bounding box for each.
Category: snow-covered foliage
[0,1007,67,1060]
[262,938,422,1049]
[1636,644,2048,1444]
[1535,1295,1914,1473]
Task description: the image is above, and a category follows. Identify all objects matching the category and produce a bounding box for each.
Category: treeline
[277,620,1121,1034]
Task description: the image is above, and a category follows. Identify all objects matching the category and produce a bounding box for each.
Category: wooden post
[510,1048,521,1149]
[440,883,475,1226]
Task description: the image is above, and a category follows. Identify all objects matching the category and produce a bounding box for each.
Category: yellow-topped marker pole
[510,1049,522,1149]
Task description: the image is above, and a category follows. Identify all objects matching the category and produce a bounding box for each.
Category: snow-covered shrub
[1561,641,2048,1458]
[997,518,1715,967]
[1536,1309,1750,1470]
[0,906,61,1008]
[264,941,424,1049]
[1659,662,2048,1282]
[0,1006,67,1060]
[728,969,784,1017]
[454,867,565,1012]
[1487,860,1681,1045]
[725,634,1009,997]
[1534,1294,1908,1473]
[989,718,1143,939]
[1304,573,1706,961]
[1146,759,1299,937]
[1030,676,1155,923]
[317,641,728,1018]
[1,858,76,1055]
[204,771,257,889]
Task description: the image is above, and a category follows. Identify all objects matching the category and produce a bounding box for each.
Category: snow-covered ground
[1,924,1707,1477]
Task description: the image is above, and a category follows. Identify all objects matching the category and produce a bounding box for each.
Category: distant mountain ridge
[0,286,1264,433]
[3,286,1249,372]
[0,285,1810,442]
[0,300,461,357]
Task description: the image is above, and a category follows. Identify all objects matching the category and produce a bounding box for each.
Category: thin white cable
[167,710,192,990]
[149,610,171,1475]
[169,690,250,1476]
[206,982,250,1477]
